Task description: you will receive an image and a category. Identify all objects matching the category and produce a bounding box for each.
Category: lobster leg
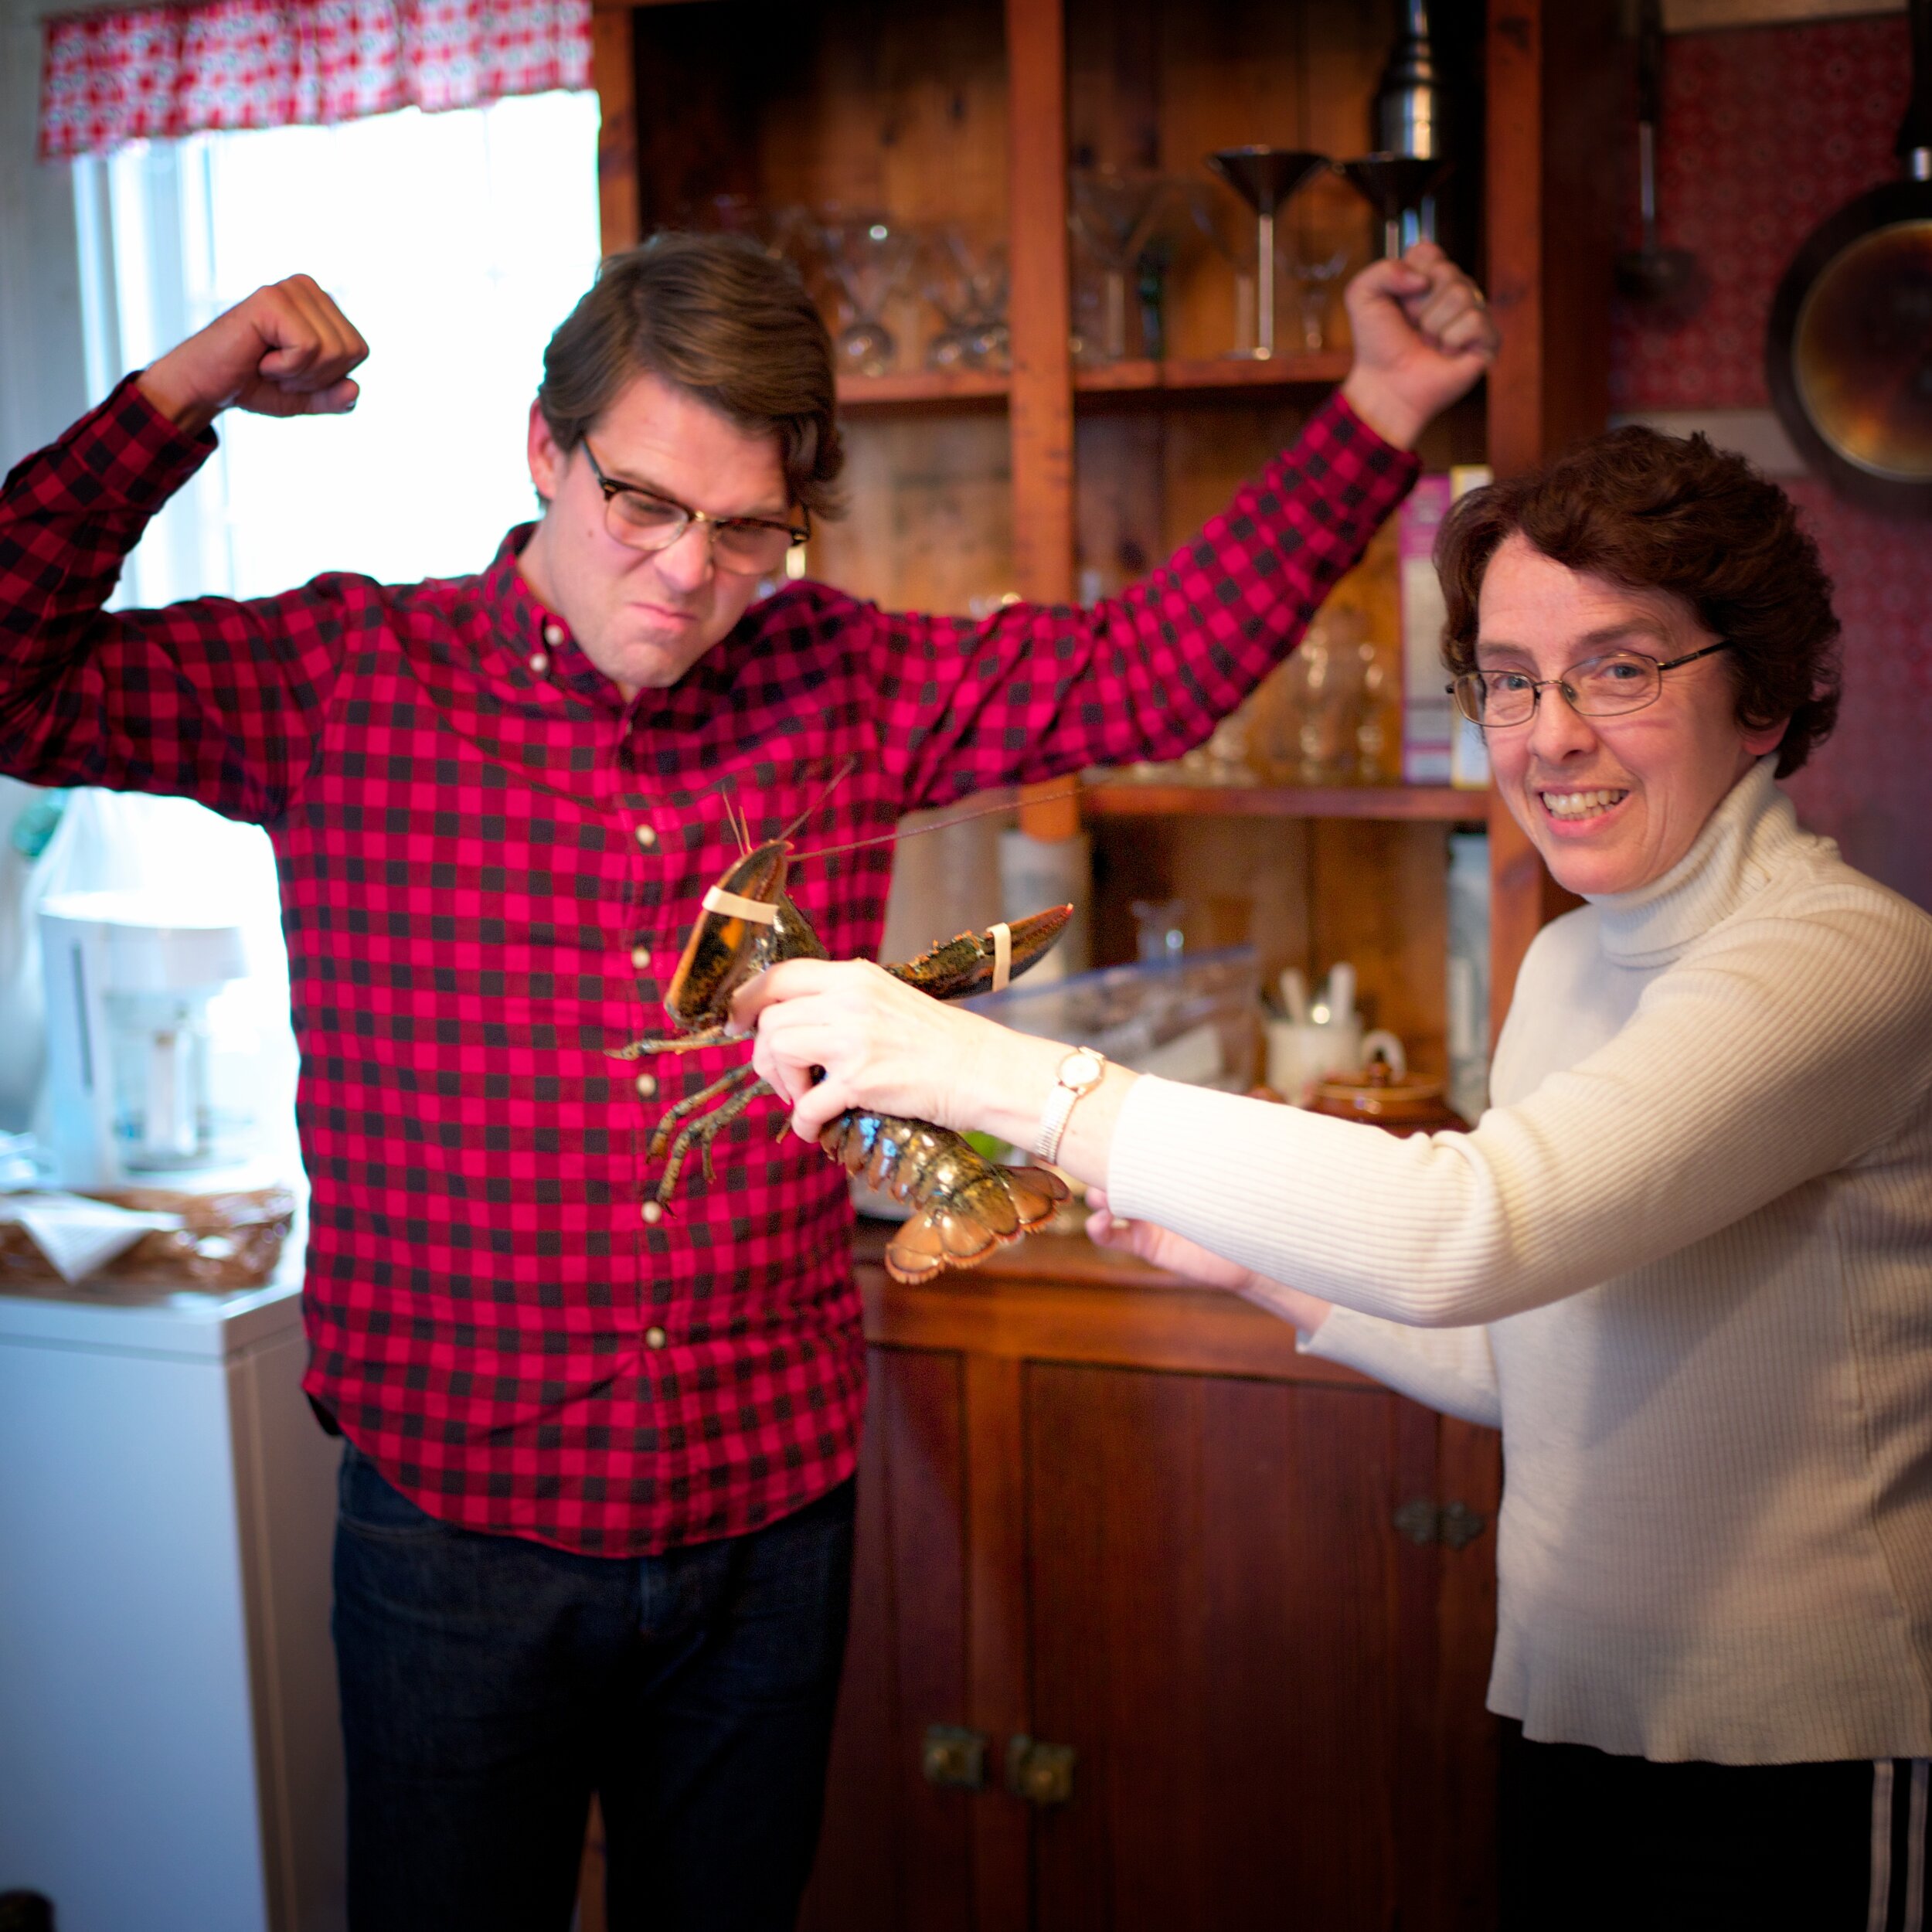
[647,1063,763,1164]
[611,1025,736,1063]
[653,1071,770,1201]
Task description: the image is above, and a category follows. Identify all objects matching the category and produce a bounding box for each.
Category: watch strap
[1033,1049,1105,1166]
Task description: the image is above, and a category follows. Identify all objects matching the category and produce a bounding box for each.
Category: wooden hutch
[586,2,1618,1924]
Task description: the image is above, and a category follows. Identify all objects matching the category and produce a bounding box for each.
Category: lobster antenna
[723,790,753,858]
[788,781,1081,872]
[777,754,859,848]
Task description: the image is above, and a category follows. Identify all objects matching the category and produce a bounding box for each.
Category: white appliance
[36,892,253,1191]
[0,1264,345,1932]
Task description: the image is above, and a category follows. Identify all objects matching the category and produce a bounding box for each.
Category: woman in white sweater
[739,427,1932,1930]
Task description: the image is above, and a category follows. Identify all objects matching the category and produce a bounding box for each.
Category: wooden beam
[1005,0,1081,842]
[591,7,639,255]
[1482,0,1607,1036]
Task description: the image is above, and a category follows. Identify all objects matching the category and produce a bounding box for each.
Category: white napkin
[0,1191,185,1284]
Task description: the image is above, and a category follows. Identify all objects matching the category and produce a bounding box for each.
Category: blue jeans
[332,1444,855,1932]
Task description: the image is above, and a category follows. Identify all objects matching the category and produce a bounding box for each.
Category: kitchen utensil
[1318,961,1355,1029]
[1206,148,1332,357]
[1765,0,1932,515]
[1277,968,1309,1026]
[1615,0,1698,307]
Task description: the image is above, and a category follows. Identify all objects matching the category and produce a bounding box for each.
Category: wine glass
[923,227,1011,372]
[1287,247,1349,351]
[818,209,919,378]
[1205,149,1332,359]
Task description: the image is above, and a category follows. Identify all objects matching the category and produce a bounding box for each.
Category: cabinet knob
[1393,1498,1489,1549]
[921,1723,988,1790]
[1007,1734,1077,1806]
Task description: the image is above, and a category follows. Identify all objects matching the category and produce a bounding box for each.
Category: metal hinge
[1393,1498,1489,1550]
[1007,1734,1077,1806]
[921,1724,988,1791]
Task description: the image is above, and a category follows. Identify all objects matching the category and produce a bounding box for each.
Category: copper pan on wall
[1765,0,1932,519]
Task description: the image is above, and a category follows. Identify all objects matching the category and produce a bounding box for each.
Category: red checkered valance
[38,0,591,161]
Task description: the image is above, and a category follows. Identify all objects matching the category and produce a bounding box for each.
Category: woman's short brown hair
[1434,427,1841,776]
[537,231,846,520]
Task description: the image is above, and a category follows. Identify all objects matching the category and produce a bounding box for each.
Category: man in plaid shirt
[0,233,1495,1930]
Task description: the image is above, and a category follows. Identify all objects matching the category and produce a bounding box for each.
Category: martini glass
[1068,164,1175,365]
[1206,148,1331,359]
[1335,155,1449,260]
[1175,179,1260,358]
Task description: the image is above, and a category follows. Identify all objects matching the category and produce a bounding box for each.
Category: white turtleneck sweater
[1106,759,1932,1765]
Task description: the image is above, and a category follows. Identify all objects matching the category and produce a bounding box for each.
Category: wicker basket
[0,1185,298,1290]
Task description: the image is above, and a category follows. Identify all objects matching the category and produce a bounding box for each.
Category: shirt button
[527,651,549,674]
[630,945,650,969]
[543,622,564,647]
[645,1325,668,1351]
[641,1200,663,1225]
[634,1073,657,1099]
[635,824,657,849]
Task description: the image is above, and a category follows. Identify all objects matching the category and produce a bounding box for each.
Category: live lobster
[614,838,1074,1284]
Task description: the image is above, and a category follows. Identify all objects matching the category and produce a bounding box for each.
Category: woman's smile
[1539,784,1632,825]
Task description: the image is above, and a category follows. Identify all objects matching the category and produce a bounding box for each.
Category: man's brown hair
[537,231,846,520]
[1435,427,1841,776]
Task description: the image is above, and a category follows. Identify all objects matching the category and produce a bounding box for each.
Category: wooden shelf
[1075,352,1352,398]
[835,368,1009,411]
[1083,780,1486,821]
[832,356,1351,416]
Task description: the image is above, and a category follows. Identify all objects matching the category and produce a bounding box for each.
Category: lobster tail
[820,1111,1069,1284]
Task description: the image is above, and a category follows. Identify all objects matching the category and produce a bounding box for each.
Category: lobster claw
[888,903,1076,1003]
[663,840,790,1029]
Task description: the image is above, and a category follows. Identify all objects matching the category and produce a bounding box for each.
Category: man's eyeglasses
[581,441,809,577]
[1449,641,1732,729]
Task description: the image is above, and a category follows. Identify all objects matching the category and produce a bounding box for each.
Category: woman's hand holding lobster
[740,958,1329,1331]
[736,957,1039,1147]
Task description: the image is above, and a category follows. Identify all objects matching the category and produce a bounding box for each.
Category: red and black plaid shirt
[0,378,1416,1554]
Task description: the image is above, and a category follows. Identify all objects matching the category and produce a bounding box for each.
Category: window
[74,89,603,604]
[48,92,602,1181]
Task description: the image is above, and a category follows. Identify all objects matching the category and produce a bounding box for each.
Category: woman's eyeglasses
[1450,641,1732,728]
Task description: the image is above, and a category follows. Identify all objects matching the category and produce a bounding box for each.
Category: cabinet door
[1023,1363,1495,1932]
[801,1345,977,1930]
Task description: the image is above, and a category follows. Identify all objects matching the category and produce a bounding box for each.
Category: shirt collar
[480,526,781,723]
[481,525,630,711]
[1593,755,1808,966]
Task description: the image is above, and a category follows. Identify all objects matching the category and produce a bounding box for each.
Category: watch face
[1064,1049,1103,1087]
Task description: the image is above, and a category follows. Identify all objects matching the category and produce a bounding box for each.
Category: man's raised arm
[138,274,369,434]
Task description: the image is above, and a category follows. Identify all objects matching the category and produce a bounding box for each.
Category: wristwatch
[1033,1047,1107,1166]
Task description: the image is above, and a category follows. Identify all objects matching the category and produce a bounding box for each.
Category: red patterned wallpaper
[1607,14,1930,910]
